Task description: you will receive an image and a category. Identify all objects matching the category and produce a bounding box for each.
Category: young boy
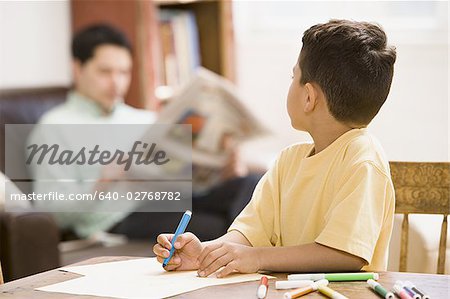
[153,19,397,277]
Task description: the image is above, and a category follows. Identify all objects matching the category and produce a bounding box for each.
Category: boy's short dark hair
[72,24,132,64]
[299,19,396,126]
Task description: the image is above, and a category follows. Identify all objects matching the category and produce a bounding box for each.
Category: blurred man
[32,24,260,240]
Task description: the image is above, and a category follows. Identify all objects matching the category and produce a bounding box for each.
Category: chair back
[390,161,449,274]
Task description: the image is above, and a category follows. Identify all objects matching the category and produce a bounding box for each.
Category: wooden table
[0,256,448,298]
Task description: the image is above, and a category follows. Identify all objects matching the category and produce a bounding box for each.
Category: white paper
[61,258,176,277]
[36,258,273,298]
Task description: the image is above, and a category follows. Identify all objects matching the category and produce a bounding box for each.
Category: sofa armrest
[0,212,60,281]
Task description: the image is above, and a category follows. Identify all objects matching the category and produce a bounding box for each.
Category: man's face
[74,44,132,113]
[287,61,308,131]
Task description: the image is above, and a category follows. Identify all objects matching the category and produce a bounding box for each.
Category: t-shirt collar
[68,91,120,117]
[306,128,367,161]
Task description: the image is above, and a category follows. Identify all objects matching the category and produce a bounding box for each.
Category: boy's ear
[303,82,318,113]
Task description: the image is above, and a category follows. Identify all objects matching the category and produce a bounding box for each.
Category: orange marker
[257,276,269,298]
[283,279,328,299]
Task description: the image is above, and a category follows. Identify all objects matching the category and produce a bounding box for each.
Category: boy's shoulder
[346,129,388,159]
[339,129,391,177]
[278,141,314,161]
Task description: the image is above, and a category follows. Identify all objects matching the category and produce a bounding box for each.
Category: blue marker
[162,210,192,268]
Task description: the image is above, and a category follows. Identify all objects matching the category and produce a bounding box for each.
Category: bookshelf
[71,0,235,110]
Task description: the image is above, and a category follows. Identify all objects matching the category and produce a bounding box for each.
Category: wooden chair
[0,261,3,284]
[390,161,450,274]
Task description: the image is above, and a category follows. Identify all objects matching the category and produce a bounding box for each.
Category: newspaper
[156,68,269,193]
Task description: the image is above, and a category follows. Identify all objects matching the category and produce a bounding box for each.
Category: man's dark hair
[71,24,132,64]
[299,19,396,125]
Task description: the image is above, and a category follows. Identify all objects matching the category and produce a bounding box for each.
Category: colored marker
[367,279,395,299]
[396,281,421,299]
[318,285,349,299]
[288,272,379,281]
[404,281,430,299]
[257,276,269,298]
[393,284,414,299]
[162,210,192,268]
[283,279,328,299]
[276,279,314,290]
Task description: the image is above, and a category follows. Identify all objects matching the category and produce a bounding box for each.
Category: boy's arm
[208,230,252,246]
[257,242,366,273]
[197,232,366,277]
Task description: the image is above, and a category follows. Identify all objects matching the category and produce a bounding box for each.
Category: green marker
[367,279,395,299]
[288,272,379,282]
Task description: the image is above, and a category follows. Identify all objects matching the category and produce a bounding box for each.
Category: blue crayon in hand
[162,210,192,268]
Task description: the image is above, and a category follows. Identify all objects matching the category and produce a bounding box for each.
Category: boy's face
[73,44,132,113]
[287,61,308,131]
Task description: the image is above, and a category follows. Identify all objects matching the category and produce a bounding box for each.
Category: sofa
[0,88,65,281]
[0,87,228,282]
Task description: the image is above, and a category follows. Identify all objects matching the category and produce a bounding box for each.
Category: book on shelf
[155,68,269,193]
[158,9,201,89]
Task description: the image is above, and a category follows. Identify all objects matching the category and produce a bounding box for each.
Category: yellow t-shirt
[228,128,395,271]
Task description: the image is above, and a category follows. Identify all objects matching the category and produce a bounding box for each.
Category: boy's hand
[197,242,260,278]
[153,232,203,271]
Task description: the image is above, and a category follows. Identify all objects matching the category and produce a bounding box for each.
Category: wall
[0,1,71,89]
[234,1,448,164]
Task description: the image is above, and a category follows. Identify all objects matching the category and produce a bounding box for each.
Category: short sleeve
[227,154,283,247]
[315,162,394,264]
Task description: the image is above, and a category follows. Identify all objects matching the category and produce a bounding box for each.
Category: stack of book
[158,9,201,91]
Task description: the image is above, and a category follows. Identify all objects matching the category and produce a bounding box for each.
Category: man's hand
[153,232,203,271]
[196,242,260,278]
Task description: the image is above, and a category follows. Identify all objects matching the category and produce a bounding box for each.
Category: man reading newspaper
[29,24,265,242]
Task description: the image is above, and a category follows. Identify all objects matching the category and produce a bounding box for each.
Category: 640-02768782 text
[9,191,182,201]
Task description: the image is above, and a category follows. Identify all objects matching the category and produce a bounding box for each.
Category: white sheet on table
[36,257,273,299]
